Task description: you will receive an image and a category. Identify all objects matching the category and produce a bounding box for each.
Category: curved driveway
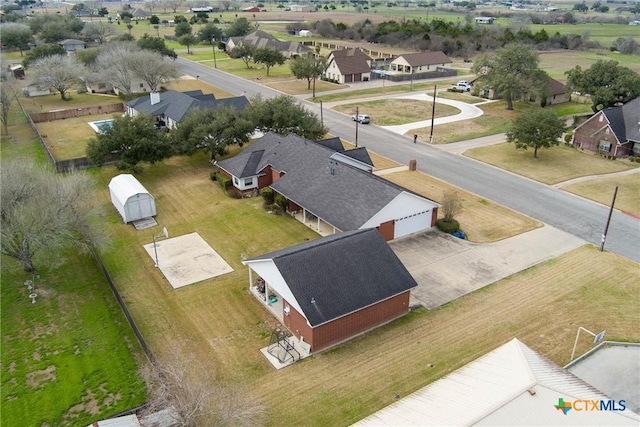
[176,58,640,263]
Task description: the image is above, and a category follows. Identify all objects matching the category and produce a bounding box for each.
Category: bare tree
[0,76,18,135]
[441,190,463,222]
[129,50,180,91]
[81,21,118,44]
[31,55,85,100]
[140,345,265,427]
[1,160,106,273]
[95,42,138,97]
[163,0,184,13]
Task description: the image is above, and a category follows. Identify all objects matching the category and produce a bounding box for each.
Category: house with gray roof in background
[572,97,640,158]
[216,132,439,241]
[226,30,311,59]
[389,51,452,74]
[325,48,373,83]
[242,228,418,353]
[125,90,250,129]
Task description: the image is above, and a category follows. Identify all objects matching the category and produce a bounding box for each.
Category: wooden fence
[29,103,124,123]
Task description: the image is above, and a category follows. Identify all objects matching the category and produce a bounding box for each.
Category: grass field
[0,105,147,426]
[85,149,639,427]
[465,142,639,184]
[562,173,640,217]
[332,99,460,126]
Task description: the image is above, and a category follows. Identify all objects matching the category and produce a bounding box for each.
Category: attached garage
[394,210,433,239]
[108,174,156,223]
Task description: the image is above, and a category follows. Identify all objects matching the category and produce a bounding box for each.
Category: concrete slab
[142,232,233,289]
[566,342,640,414]
[391,226,585,309]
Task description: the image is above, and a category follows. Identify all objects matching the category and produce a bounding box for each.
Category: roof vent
[311,298,316,304]
[528,388,536,396]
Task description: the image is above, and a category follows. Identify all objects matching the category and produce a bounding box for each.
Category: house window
[140,83,144,88]
[633,145,640,155]
[597,140,612,152]
[244,177,253,186]
[233,177,239,185]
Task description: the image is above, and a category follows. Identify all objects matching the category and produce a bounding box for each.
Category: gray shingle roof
[126,90,249,123]
[217,132,425,231]
[395,51,452,67]
[603,97,640,144]
[246,228,417,327]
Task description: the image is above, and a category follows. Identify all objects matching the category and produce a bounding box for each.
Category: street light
[211,37,218,69]
[152,227,169,268]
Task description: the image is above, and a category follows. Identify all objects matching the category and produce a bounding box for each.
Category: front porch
[249,277,284,323]
[291,210,339,237]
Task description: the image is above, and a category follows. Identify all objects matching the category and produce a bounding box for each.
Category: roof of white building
[354,338,640,426]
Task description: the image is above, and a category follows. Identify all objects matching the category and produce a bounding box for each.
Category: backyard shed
[108,174,156,223]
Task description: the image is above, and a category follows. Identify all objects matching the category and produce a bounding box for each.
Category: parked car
[452,82,471,92]
[352,114,371,124]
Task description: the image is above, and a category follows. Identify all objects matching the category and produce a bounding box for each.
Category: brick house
[242,228,417,353]
[572,98,640,157]
[215,132,440,241]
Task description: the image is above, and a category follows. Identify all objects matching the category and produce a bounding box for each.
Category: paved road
[176,58,640,263]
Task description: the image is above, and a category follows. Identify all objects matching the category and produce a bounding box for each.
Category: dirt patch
[25,365,56,388]
[8,361,16,372]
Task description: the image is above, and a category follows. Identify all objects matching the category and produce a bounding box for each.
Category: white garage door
[394,210,431,239]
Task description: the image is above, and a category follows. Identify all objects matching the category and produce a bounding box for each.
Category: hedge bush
[275,194,287,211]
[436,218,460,234]
[261,187,275,205]
[216,173,230,189]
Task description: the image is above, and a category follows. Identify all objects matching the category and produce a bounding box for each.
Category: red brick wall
[311,292,410,352]
[283,302,313,346]
[258,166,272,188]
[574,114,621,155]
[271,168,283,183]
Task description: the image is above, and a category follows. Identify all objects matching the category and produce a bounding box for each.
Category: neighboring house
[475,16,495,24]
[243,6,261,12]
[130,8,151,20]
[529,76,570,106]
[389,51,452,74]
[572,98,640,158]
[58,38,85,54]
[216,132,440,241]
[22,84,53,97]
[242,228,418,353]
[125,90,250,129]
[298,29,312,37]
[355,338,640,425]
[324,48,373,83]
[113,78,153,96]
[84,80,112,94]
[289,4,314,12]
[226,30,310,58]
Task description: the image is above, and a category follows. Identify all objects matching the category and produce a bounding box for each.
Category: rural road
[176,58,640,263]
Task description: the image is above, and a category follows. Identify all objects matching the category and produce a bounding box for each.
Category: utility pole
[320,100,323,126]
[599,186,618,252]
[355,106,359,148]
[429,85,436,143]
[211,37,217,68]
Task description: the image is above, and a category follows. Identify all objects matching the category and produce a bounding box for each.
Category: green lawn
[465,142,639,185]
[332,98,460,126]
[0,100,147,426]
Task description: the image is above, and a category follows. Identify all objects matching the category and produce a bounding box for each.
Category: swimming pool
[88,119,114,134]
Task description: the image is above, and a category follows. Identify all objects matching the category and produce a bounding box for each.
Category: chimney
[150,91,160,105]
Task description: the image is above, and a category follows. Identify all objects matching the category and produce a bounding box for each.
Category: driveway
[390,226,585,310]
